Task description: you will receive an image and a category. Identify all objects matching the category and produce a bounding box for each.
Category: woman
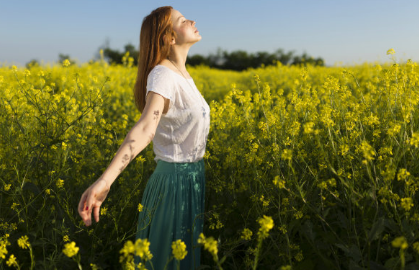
[78,6,210,270]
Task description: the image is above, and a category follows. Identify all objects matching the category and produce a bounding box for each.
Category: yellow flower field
[1,51,419,269]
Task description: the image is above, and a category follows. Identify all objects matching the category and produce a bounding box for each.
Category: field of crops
[1,51,419,269]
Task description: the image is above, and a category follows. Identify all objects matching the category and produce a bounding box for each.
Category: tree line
[26,41,325,70]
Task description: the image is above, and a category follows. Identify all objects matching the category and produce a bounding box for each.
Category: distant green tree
[26,59,40,69]
[95,39,139,66]
[186,48,324,71]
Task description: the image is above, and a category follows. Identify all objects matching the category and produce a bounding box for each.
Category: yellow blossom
[134,239,153,260]
[120,240,135,258]
[273,176,286,189]
[138,203,143,212]
[63,241,79,258]
[413,242,419,255]
[294,211,303,219]
[63,235,70,242]
[258,215,274,239]
[100,207,107,216]
[172,239,188,260]
[56,178,64,189]
[392,236,408,250]
[6,254,18,267]
[400,197,414,211]
[17,235,30,249]
[4,184,11,191]
[11,203,19,211]
[0,239,10,259]
[410,133,419,148]
[281,149,292,160]
[294,250,304,262]
[241,228,253,240]
[198,233,218,256]
[360,141,375,161]
[63,59,71,67]
[386,48,395,55]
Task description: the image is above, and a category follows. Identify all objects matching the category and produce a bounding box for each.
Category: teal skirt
[134,159,205,270]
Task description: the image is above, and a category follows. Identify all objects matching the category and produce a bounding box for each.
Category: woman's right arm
[78,91,167,226]
[97,91,167,188]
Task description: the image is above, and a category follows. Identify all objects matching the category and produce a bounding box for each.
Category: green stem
[252,237,263,270]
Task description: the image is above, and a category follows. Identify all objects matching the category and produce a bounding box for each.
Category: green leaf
[302,220,315,243]
[368,217,385,241]
[384,258,400,270]
[23,182,41,196]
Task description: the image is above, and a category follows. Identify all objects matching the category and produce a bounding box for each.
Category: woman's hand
[78,179,110,227]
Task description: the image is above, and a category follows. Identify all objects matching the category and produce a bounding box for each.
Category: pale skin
[78,8,201,227]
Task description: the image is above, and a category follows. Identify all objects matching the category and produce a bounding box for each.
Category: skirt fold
[134,159,205,270]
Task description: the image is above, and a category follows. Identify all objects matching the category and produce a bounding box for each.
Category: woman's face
[170,9,201,45]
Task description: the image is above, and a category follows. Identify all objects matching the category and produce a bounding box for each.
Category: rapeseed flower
[400,197,414,211]
[63,241,79,258]
[4,184,11,191]
[197,233,218,257]
[273,176,286,189]
[392,236,408,250]
[413,242,419,254]
[17,235,30,249]
[258,215,274,239]
[360,141,375,161]
[138,203,143,212]
[387,48,395,55]
[172,239,187,260]
[62,59,71,67]
[281,149,292,161]
[120,240,135,258]
[56,179,64,189]
[6,254,18,267]
[410,133,419,148]
[241,228,253,240]
[134,239,153,260]
[0,239,10,259]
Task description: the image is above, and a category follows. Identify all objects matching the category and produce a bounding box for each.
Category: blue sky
[1,0,418,67]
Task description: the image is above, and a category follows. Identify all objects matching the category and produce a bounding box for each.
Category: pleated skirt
[134,159,205,270]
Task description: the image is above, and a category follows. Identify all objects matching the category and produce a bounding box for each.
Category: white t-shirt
[146,64,210,163]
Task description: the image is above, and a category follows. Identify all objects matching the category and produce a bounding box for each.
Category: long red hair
[134,6,176,113]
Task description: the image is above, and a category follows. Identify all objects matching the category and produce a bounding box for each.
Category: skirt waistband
[154,159,205,174]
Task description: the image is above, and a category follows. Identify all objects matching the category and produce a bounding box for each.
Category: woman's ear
[162,34,176,46]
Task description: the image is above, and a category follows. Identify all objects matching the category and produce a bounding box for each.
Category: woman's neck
[167,45,190,69]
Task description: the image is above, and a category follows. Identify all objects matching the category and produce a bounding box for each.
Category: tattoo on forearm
[118,140,136,173]
[153,110,160,120]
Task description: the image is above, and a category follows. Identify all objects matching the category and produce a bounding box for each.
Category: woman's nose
[191,20,196,26]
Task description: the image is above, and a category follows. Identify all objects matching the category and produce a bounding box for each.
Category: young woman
[78,6,210,270]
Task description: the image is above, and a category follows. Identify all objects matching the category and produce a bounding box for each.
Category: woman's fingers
[78,192,91,225]
[78,180,110,227]
[93,204,101,223]
[78,192,87,214]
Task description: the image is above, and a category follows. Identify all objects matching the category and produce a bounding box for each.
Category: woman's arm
[78,91,168,226]
[98,91,166,187]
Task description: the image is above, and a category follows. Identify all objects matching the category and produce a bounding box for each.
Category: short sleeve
[146,66,175,100]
